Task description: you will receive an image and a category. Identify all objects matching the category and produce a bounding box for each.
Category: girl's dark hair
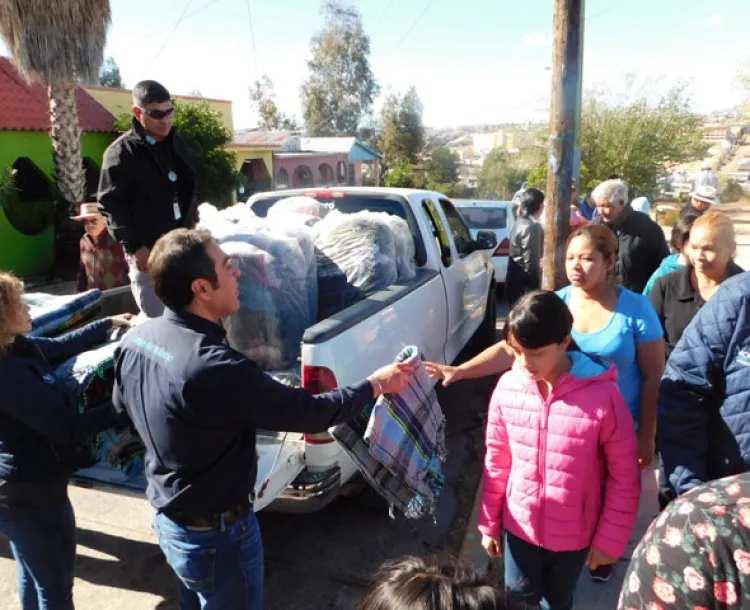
[357,555,506,610]
[670,211,699,252]
[503,290,573,349]
[517,188,545,218]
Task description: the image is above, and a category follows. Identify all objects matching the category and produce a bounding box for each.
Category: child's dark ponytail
[503,290,575,349]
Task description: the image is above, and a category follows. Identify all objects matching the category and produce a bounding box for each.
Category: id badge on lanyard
[169,170,181,221]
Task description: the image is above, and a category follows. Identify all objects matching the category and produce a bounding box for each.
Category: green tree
[115,101,240,206]
[98,56,123,88]
[384,163,419,188]
[580,85,707,196]
[478,150,528,199]
[379,86,425,170]
[249,74,299,131]
[301,0,379,136]
[426,148,459,185]
[526,162,547,190]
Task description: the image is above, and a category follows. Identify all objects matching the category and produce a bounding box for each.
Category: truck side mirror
[475,230,497,251]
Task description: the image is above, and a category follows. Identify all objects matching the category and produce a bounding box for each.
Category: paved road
[0,349,498,609]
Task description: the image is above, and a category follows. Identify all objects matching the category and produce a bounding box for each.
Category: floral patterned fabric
[618,473,750,609]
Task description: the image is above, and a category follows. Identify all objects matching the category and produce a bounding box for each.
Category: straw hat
[690,185,719,206]
[71,203,101,221]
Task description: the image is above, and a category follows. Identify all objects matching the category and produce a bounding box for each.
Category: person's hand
[482,535,502,558]
[368,362,417,396]
[424,362,464,387]
[133,246,150,273]
[638,428,656,470]
[109,313,135,328]
[587,547,616,570]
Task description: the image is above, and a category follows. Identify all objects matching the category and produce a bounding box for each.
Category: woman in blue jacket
[0,272,132,610]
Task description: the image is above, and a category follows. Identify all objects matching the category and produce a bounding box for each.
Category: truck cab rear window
[458,207,508,229]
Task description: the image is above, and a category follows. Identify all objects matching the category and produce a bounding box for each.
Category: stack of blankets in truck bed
[198,202,319,372]
[198,198,418,370]
[54,339,145,477]
[25,289,102,338]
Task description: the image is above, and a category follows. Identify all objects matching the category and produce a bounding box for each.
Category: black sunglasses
[138,106,174,120]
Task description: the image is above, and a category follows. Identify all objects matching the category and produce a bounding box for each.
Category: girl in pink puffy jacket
[479,291,640,610]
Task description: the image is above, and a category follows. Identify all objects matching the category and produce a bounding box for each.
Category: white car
[454,199,516,287]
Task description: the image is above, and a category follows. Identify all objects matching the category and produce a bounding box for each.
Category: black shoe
[589,564,613,583]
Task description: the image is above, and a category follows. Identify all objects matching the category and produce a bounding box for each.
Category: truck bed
[303,268,439,344]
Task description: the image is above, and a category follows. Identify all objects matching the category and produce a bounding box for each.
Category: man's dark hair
[518,188,545,218]
[358,555,506,610]
[608,173,622,180]
[132,80,171,107]
[504,290,574,349]
[148,229,218,311]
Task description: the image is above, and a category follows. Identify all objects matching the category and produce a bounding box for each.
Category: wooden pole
[542,0,584,290]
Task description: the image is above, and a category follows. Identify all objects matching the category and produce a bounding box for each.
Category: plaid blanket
[332,346,446,519]
[54,340,145,477]
[26,289,102,338]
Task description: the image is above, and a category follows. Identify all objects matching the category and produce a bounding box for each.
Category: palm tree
[0,1,111,275]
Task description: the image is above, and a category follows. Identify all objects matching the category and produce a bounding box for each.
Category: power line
[389,0,436,57]
[372,0,396,35]
[185,0,225,20]
[137,0,223,46]
[149,0,197,66]
[245,0,259,79]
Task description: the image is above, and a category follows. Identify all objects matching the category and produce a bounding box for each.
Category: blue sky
[2,0,749,129]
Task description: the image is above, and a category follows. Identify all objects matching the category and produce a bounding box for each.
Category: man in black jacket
[113,228,415,610]
[592,179,669,293]
[98,80,197,317]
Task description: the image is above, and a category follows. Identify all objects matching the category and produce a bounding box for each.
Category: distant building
[703,123,730,143]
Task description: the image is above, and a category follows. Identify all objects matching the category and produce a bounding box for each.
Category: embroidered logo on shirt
[737,349,750,367]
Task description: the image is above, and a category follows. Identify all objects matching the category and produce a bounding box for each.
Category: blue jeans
[504,531,588,610]
[153,509,264,610]
[0,498,76,610]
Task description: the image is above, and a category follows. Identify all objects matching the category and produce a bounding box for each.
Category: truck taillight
[302,365,338,445]
[302,190,346,199]
[493,237,510,257]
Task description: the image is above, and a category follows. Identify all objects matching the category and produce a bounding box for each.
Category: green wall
[0,129,116,277]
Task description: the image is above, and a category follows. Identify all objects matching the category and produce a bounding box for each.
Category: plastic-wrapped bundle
[268,196,330,222]
[313,211,399,318]
[220,241,285,370]
[270,222,318,322]
[383,215,417,282]
[199,204,318,371]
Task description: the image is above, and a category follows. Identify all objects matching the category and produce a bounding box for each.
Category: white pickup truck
[73,187,498,513]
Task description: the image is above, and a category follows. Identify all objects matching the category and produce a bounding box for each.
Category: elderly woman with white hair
[591,178,669,294]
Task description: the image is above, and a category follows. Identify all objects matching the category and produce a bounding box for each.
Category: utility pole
[542,0,584,290]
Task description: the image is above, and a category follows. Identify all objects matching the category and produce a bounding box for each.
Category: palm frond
[0,0,111,84]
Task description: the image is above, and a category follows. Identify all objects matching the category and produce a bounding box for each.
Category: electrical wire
[149,0,197,66]
[372,0,396,35]
[246,0,259,78]
[388,0,436,57]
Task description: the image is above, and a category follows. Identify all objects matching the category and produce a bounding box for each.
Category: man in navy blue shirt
[113,228,414,610]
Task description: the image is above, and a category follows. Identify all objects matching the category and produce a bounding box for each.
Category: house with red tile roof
[0,57,117,276]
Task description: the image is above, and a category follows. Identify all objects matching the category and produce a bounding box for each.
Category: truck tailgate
[253,435,306,511]
[73,435,305,512]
